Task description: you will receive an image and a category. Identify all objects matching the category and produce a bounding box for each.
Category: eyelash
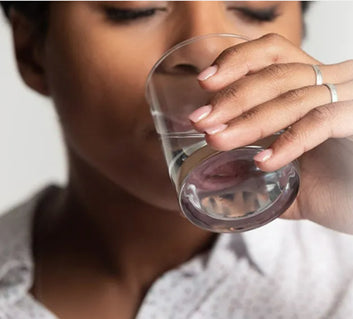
[104,6,279,24]
[104,7,165,22]
[231,7,280,23]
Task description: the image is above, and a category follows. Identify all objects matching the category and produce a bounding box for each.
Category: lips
[185,149,265,192]
[195,161,255,190]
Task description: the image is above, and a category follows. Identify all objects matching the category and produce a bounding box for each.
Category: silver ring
[312,65,323,85]
[324,83,338,103]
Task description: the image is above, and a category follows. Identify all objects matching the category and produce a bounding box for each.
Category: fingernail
[188,105,212,123]
[205,124,228,135]
[254,149,273,162]
[197,65,218,81]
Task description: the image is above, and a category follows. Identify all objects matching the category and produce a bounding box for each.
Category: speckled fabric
[1,186,353,319]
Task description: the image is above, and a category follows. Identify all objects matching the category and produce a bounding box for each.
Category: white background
[1,1,353,213]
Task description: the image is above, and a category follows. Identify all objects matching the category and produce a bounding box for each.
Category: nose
[158,2,244,75]
[158,34,245,76]
[159,37,226,75]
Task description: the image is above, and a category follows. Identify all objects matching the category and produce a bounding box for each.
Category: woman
[0,1,353,318]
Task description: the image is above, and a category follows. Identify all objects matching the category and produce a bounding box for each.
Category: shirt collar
[0,190,39,307]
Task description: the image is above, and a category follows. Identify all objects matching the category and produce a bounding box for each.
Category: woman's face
[42,1,303,212]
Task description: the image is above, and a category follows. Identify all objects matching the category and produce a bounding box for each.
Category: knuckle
[239,108,259,122]
[223,84,239,100]
[279,127,302,146]
[262,33,283,44]
[309,105,335,123]
[261,33,288,63]
[212,84,241,105]
[264,63,290,80]
[280,87,308,103]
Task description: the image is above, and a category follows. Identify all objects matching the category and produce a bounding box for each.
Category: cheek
[45,12,163,153]
[48,40,150,136]
[43,7,179,210]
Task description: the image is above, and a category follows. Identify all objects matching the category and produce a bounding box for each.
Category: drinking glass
[145,33,300,233]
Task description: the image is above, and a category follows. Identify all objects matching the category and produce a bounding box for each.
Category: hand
[188,33,353,234]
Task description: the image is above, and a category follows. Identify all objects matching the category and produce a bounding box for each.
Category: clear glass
[145,33,300,233]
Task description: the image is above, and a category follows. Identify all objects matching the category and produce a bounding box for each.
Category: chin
[145,190,182,213]
[130,183,184,216]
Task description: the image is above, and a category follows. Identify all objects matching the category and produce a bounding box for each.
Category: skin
[8,1,353,318]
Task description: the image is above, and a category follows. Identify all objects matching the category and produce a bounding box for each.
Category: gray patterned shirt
[1,186,353,318]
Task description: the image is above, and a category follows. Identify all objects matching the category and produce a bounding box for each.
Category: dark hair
[1,1,49,34]
[1,1,48,19]
[301,2,311,13]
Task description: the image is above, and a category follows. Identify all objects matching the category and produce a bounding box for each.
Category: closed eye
[104,6,167,23]
[228,6,280,23]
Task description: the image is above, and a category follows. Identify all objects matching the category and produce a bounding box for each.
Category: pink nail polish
[197,65,218,81]
[188,105,212,123]
[254,149,273,162]
[205,124,228,135]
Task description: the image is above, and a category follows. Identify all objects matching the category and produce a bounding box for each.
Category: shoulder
[0,188,42,266]
[241,218,353,274]
[215,220,353,317]
[0,186,57,318]
[0,193,38,244]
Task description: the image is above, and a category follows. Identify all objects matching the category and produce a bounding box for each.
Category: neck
[36,151,216,296]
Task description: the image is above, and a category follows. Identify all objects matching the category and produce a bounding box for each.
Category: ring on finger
[323,83,338,103]
[312,64,323,85]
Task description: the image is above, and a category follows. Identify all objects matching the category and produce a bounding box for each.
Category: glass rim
[144,32,250,104]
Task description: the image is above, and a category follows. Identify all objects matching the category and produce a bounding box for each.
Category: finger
[254,100,353,172]
[191,62,353,131]
[203,80,353,151]
[322,59,353,84]
[191,61,353,131]
[197,33,320,91]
